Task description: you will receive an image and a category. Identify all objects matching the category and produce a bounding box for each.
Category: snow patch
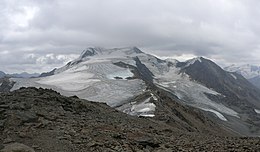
[129,97,156,116]
[254,109,260,114]
[119,97,156,117]
[200,108,227,121]
[230,73,237,80]
[150,93,158,100]
[139,114,155,117]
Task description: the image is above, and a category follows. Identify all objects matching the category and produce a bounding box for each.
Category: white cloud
[8,6,39,28]
[1,0,260,72]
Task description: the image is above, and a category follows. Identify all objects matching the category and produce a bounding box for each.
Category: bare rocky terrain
[0,87,260,151]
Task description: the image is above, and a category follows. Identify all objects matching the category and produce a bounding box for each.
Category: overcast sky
[1,0,260,73]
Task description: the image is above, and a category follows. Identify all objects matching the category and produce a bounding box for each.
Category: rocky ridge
[0,87,260,151]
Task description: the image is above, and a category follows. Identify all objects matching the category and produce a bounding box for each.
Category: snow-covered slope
[139,56,239,120]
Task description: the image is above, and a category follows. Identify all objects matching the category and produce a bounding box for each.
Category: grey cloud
[1,0,260,72]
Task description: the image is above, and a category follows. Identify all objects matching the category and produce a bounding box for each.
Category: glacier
[10,47,240,120]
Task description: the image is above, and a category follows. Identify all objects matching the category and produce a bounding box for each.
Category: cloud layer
[1,0,260,72]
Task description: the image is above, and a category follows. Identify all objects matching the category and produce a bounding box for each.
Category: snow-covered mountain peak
[79,47,143,59]
[183,57,203,67]
[79,47,100,59]
[51,47,147,75]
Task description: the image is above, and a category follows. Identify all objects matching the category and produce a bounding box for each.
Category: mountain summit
[79,47,143,59]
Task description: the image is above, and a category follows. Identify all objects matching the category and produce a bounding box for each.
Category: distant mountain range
[3,47,260,137]
[0,71,40,78]
[224,64,260,89]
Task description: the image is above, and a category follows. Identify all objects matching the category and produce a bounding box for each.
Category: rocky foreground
[0,87,260,152]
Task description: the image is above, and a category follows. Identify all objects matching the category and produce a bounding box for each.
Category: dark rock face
[1,87,259,151]
[133,57,154,84]
[181,58,260,107]
[180,57,260,135]
[112,57,155,83]
[80,48,98,58]
[132,47,143,54]
[0,78,15,92]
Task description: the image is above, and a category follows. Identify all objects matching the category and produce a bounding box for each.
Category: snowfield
[37,70,100,92]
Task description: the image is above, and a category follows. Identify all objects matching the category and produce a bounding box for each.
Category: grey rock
[3,138,14,144]
[0,144,4,150]
[135,136,160,148]
[0,120,6,128]
[16,111,38,124]
[1,143,35,152]
[0,105,9,109]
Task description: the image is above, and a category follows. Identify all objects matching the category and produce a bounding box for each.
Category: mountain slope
[181,58,260,108]
[3,87,258,151]
[179,57,260,135]
[9,47,260,136]
[249,76,260,89]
